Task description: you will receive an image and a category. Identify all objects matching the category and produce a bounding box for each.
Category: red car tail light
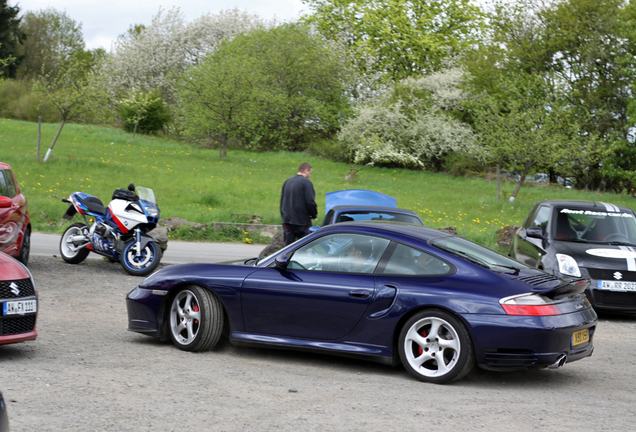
[500,293,562,316]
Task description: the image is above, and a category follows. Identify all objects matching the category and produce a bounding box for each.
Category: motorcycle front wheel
[120,239,162,276]
[60,223,90,264]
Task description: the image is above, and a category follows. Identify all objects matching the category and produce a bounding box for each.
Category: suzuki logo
[10,282,19,295]
[614,272,623,280]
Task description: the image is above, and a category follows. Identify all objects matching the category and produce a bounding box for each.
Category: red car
[0,162,30,265]
[0,251,37,345]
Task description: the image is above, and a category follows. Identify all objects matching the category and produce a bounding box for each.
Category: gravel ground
[1,255,636,431]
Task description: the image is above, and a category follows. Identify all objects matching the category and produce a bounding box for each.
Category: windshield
[431,236,528,272]
[554,207,636,245]
[136,186,157,205]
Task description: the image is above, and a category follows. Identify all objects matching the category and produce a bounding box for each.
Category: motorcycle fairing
[108,200,149,234]
[70,192,105,216]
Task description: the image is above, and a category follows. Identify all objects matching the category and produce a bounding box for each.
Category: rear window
[334,211,423,225]
[432,236,528,272]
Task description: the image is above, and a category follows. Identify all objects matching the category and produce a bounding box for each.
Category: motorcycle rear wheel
[120,239,162,276]
[60,223,90,264]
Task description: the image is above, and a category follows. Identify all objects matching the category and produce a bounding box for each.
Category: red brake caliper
[193,304,199,324]
[417,329,427,356]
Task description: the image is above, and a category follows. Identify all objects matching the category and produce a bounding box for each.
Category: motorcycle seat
[77,195,106,215]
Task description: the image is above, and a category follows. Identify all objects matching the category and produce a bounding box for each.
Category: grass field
[2,118,634,249]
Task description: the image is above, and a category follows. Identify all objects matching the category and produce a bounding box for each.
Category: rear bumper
[463,309,597,371]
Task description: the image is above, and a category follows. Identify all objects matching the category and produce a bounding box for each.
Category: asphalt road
[3,255,636,432]
[31,232,266,264]
[2,234,635,431]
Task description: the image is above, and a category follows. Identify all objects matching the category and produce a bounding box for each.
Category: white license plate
[598,280,636,292]
[2,300,37,316]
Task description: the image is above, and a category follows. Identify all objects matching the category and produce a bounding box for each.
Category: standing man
[280,162,317,246]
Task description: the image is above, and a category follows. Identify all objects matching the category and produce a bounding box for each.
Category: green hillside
[2,118,634,249]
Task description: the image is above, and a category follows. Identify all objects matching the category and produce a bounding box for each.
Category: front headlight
[556,253,581,277]
[146,206,159,217]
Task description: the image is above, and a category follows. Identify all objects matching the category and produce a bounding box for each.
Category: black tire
[168,286,223,352]
[120,240,162,276]
[59,223,90,264]
[398,309,475,384]
[17,226,30,266]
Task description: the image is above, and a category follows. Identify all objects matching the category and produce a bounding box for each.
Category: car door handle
[349,289,371,299]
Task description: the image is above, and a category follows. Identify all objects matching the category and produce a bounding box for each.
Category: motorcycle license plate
[2,299,37,316]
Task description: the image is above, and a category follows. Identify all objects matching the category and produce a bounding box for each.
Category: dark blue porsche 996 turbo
[126,222,597,384]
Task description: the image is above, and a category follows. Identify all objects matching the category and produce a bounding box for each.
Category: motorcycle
[58,183,162,276]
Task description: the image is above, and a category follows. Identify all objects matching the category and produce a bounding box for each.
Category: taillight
[500,293,562,316]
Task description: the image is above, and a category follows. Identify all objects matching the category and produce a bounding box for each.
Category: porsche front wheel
[168,286,223,352]
[398,310,474,384]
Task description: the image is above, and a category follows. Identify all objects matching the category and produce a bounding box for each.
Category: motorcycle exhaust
[70,235,88,246]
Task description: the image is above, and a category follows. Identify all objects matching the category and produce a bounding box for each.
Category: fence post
[37,116,42,162]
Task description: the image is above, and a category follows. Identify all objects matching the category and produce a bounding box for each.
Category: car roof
[325,189,397,214]
[318,221,449,242]
[532,200,633,213]
[329,205,417,215]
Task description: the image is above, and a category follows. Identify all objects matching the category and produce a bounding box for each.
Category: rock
[231,213,264,224]
[496,225,520,249]
[259,231,285,259]
[438,226,457,235]
[159,217,208,232]
[148,226,169,252]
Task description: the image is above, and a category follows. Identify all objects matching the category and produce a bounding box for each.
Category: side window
[3,170,17,198]
[530,206,550,233]
[382,243,452,276]
[288,233,390,274]
[0,172,10,198]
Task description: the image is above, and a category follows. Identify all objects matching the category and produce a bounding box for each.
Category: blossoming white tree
[338,68,477,170]
[99,7,274,104]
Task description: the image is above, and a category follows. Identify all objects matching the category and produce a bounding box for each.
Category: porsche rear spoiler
[531,278,590,300]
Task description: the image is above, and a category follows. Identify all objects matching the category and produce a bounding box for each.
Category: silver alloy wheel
[170,289,201,346]
[403,316,461,379]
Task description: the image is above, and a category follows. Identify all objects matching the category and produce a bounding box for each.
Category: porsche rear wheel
[168,286,223,352]
[398,310,474,384]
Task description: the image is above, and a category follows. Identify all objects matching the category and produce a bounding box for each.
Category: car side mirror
[526,227,545,239]
[0,196,11,208]
[274,253,289,269]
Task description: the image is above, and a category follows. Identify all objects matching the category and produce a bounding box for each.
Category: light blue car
[308,189,424,233]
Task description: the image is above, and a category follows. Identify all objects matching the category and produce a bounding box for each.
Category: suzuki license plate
[2,300,37,316]
[598,280,636,292]
[572,328,589,347]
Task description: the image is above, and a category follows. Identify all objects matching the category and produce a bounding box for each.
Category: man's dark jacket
[280,174,317,226]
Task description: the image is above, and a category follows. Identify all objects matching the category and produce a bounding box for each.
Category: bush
[442,153,487,176]
[119,93,171,135]
[0,78,58,122]
[305,138,349,161]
